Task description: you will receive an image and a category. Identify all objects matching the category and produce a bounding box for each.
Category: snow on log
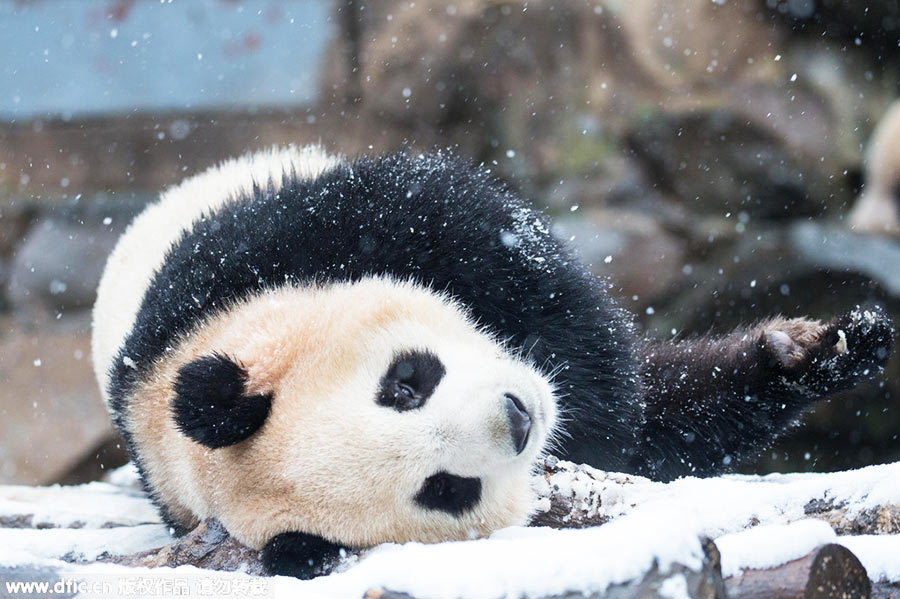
[530,457,900,535]
[364,537,727,599]
[1,461,899,598]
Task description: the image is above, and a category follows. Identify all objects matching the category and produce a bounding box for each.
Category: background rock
[8,220,118,314]
[0,0,899,482]
[0,312,117,485]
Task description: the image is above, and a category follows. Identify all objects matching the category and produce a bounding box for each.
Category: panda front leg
[630,306,894,481]
[261,531,350,579]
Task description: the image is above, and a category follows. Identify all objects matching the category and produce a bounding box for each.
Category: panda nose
[504,393,532,455]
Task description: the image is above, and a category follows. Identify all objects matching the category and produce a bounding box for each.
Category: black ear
[261,531,347,579]
[172,354,272,448]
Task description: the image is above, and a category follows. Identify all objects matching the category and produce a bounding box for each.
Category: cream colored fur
[126,278,557,549]
[849,101,900,236]
[91,145,342,403]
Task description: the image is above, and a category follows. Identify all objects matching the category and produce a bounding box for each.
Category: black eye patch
[377,350,445,411]
[415,471,482,516]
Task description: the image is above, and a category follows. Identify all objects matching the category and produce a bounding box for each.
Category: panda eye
[377,351,446,412]
[396,382,416,398]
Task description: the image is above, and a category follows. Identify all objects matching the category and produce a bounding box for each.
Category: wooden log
[804,499,900,536]
[528,456,631,529]
[872,583,900,599]
[107,519,265,576]
[531,457,900,534]
[725,543,871,599]
[93,459,892,591]
[84,459,892,596]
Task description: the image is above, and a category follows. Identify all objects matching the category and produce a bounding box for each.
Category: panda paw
[261,531,348,579]
[764,306,894,394]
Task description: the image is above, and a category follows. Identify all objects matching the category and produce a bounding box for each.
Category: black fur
[377,350,446,411]
[108,151,894,485]
[261,531,347,579]
[636,309,894,478]
[172,354,272,448]
[415,471,483,516]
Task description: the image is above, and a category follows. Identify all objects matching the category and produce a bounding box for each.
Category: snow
[837,536,900,583]
[1,461,898,598]
[0,481,160,529]
[0,525,172,563]
[716,520,836,577]
[533,459,900,540]
[659,573,690,599]
[294,519,705,599]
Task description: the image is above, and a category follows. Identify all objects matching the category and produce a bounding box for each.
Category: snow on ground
[0,525,172,564]
[0,479,159,529]
[0,462,898,598]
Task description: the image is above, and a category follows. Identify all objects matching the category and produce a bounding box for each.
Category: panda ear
[171,354,272,448]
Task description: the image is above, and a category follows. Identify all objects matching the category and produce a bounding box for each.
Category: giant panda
[92,145,894,579]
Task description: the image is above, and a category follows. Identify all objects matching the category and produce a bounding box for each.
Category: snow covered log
[108,519,264,576]
[803,500,900,536]
[724,544,870,599]
[2,461,900,598]
[530,457,900,536]
[115,525,728,598]
[364,538,727,599]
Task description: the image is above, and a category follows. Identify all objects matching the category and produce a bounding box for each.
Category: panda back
[101,149,640,471]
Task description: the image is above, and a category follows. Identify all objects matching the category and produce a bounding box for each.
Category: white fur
[94,148,559,551]
[91,145,342,403]
[127,279,558,548]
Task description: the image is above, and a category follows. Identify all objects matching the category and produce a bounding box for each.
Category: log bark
[531,457,900,533]
[528,456,630,529]
[872,583,900,599]
[107,519,265,576]
[725,544,871,599]
[804,499,900,536]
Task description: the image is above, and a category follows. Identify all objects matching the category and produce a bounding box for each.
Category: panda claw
[833,329,848,355]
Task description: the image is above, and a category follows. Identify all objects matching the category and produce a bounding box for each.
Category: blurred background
[1,0,899,487]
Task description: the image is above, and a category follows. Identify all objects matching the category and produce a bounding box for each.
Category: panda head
[154,276,558,549]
